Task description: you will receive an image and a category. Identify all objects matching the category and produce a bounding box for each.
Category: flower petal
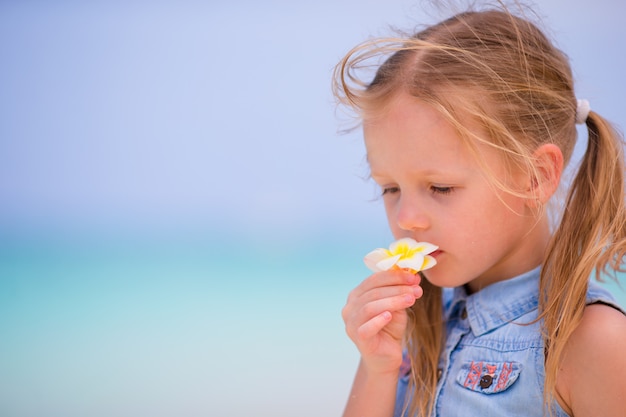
[414,242,438,255]
[420,255,437,271]
[396,253,425,272]
[376,254,402,271]
[364,248,392,272]
[388,237,419,253]
[364,239,438,273]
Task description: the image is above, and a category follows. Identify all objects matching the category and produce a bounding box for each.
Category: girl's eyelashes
[380,185,454,196]
[381,186,400,196]
[431,186,454,195]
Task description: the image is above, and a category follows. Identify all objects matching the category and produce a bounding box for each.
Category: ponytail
[540,110,626,410]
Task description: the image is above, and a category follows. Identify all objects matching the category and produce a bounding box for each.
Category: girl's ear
[525,143,564,207]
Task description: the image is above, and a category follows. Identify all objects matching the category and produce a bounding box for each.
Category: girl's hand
[341,269,423,375]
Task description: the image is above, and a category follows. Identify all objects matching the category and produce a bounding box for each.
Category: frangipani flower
[364,238,438,274]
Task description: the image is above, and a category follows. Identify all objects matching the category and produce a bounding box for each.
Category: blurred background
[0,1,624,416]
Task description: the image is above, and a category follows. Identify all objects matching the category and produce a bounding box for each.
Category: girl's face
[364,93,549,292]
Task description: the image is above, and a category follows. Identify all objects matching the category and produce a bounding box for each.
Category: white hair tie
[576,99,590,124]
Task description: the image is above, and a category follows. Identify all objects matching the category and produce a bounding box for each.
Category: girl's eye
[431,186,453,195]
[381,186,400,196]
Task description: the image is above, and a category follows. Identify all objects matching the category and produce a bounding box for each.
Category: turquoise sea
[0,237,369,417]
[1,237,624,417]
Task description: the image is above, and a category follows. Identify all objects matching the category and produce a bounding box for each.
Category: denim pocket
[455,361,522,394]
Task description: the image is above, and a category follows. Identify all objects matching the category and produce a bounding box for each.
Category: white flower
[364,238,438,274]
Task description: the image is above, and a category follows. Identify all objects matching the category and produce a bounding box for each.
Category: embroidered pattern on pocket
[456,361,522,394]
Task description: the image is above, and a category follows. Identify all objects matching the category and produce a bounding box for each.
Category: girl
[334,5,626,417]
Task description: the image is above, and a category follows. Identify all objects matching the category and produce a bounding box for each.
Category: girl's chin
[421,267,464,289]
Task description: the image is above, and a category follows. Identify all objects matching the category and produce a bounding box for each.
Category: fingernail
[413,286,422,297]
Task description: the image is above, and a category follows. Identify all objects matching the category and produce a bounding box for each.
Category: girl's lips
[430,249,443,258]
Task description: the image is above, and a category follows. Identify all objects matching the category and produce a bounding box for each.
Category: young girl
[334,5,626,417]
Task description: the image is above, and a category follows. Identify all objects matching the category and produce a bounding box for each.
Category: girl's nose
[395,195,430,231]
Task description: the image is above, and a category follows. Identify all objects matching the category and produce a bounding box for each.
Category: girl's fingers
[360,292,416,319]
[343,282,422,323]
[342,270,423,346]
[359,281,423,305]
[344,292,417,341]
[356,311,393,339]
[350,270,420,300]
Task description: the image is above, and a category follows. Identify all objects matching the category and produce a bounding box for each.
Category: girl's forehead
[363,95,466,152]
[362,94,511,180]
[365,133,477,179]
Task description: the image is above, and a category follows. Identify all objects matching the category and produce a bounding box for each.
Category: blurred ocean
[1,237,624,417]
[0,236,370,417]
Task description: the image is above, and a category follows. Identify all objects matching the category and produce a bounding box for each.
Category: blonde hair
[333,7,626,417]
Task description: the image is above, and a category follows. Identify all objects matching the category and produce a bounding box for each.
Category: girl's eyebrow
[370,166,471,179]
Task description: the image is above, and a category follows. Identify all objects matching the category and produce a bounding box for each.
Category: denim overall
[394,267,623,416]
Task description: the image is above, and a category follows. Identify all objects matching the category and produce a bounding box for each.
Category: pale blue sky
[1,0,624,246]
